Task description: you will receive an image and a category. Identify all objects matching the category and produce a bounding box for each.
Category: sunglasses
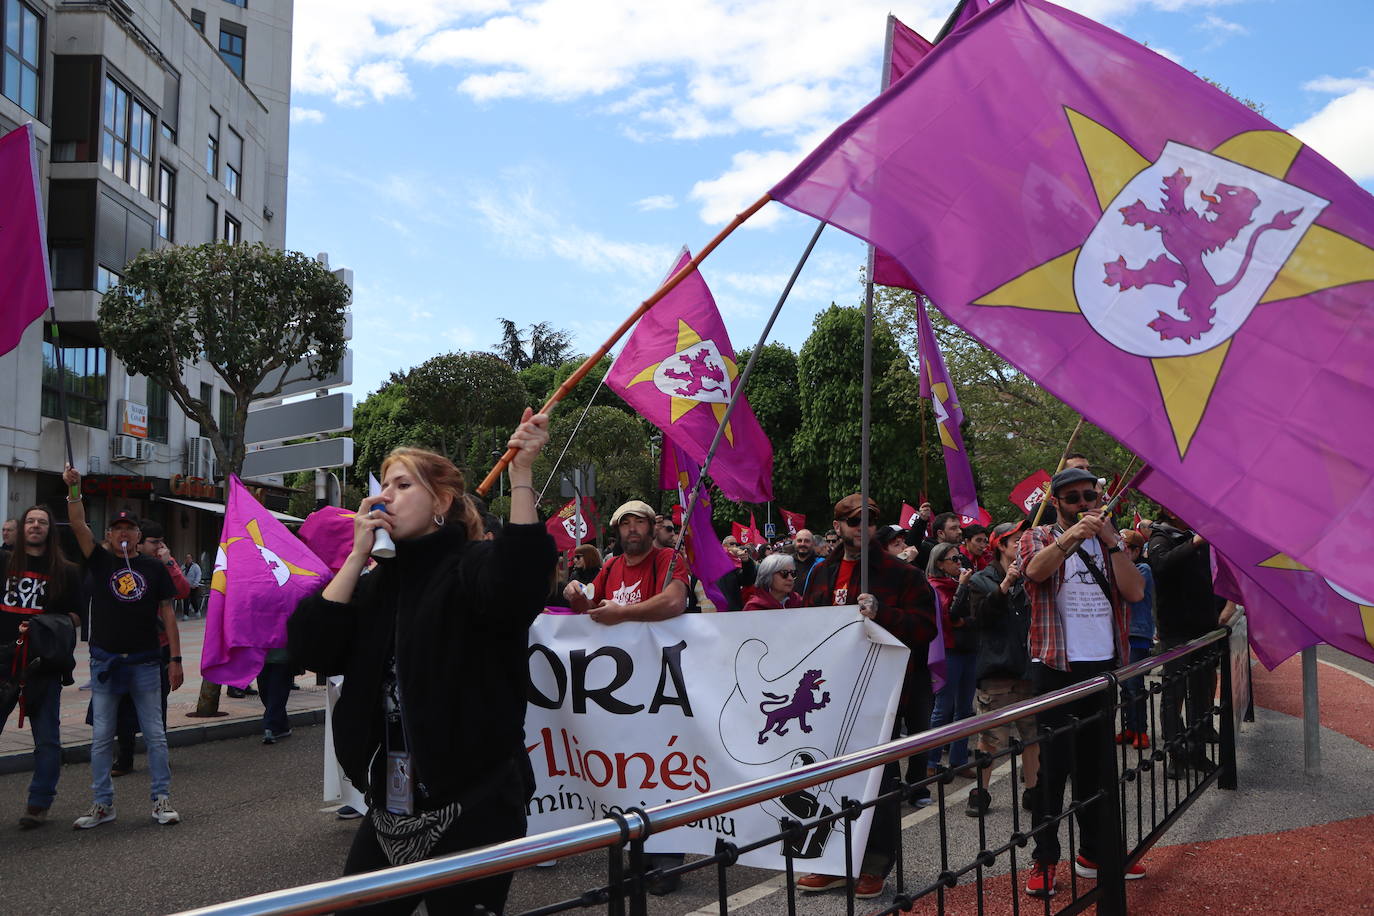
[1057,489,1100,506]
[842,515,871,527]
[778,569,797,578]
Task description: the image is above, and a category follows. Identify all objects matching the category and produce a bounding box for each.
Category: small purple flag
[203,476,332,687]
[773,0,1374,609]
[298,506,357,574]
[0,125,52,357]
[918,299,979,517]
[662,442,735,610]
[608,250,773,502]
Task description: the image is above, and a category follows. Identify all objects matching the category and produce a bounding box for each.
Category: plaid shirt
[805,547,938,652]
[1019,525,1130,672]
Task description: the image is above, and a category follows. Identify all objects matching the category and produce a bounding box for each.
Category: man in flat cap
[564,499,687,624]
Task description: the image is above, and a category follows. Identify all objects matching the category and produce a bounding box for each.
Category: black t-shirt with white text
[0,548,83,645]
[85,545,174,654]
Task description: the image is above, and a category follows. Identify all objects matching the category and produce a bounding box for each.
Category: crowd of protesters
[0,438,1235,910]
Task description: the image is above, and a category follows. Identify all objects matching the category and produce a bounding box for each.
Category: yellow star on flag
[972,109,1374,457]
[1259,552,1374,651]
[626,319,741,445]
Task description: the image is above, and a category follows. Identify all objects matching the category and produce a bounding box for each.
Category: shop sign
[82,475,154,499]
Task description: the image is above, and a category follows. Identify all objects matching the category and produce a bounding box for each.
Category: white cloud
[290,107,326,124]
[1292,71,1374,182]
[635,194,677,212]
[471,177,678,279]
[1199,13,1247,35]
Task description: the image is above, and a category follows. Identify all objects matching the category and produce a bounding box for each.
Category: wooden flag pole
[48,308,77,494]
[476,193,772,496]
[1030,415,1086,527]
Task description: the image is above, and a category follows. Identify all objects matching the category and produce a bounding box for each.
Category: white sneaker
[73,803,116,829]
[152,795,180,825]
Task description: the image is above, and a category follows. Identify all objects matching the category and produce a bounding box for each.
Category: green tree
[404,351,529,464]
[492,319,577,371]
[528,405,657,538]
[98,242,350,478]
[793,304,924,522]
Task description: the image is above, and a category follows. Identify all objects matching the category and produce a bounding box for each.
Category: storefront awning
[156,495,304,524]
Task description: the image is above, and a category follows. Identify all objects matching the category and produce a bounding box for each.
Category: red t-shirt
[591,547,689,607]
[833,558,858,605]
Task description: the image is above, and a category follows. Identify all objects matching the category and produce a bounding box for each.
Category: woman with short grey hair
[744,553,802,610]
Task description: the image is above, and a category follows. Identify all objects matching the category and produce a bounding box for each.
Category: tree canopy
[98,242,350,477]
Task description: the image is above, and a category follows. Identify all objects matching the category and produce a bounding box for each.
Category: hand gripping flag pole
[664,220,827,590]
[1030,416,1086,527]
[476,194,772,497]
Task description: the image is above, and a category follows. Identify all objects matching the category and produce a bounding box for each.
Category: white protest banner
[525,607,909,873]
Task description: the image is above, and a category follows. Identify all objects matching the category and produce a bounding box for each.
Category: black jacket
[966,561,1032,684]
[287,522,557,811]
[1146,523,1222,639]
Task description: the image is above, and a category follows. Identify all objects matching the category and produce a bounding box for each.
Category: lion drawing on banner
[757,669,830,744]
[1102,168,1301,343]
[663,348,727,399]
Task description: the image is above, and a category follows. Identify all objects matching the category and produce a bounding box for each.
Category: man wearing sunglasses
[796,494,938,899]
[1019,467,1145,898]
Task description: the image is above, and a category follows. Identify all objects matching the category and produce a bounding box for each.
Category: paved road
[0,649,1369,915]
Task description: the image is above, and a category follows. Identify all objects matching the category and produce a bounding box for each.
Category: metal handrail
[177,629,1232,915]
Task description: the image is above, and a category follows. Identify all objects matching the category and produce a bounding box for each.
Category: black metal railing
[178,629,1239,916]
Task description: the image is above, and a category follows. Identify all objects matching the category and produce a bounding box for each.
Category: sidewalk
[0,616,327,775]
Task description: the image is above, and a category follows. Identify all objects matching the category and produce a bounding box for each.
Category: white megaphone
[370,504,396,559]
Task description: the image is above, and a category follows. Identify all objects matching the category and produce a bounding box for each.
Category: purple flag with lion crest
[607,250,773,502]
[772,0,1374,661]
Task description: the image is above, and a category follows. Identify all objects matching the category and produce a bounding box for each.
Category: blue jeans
[930,649,978,768]
[258,661,293,734]
[0,675,63,809]
[90,653,170,805]
[1121,643,1152,734]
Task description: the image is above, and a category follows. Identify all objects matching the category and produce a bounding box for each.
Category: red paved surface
[1251,656,1374,751]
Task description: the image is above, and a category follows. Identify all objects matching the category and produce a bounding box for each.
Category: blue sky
[283,0,1374,401]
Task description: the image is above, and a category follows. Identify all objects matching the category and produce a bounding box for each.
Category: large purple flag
[608,250,773,502]
[918,299,979,517]
[662,442,735,610]
[772,0,1374,609]
[203,476,332,687]
[0,125,52,357]
[1139,470,1374,666]
[871,16,932,292]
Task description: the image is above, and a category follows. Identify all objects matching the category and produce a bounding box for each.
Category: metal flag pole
[857,13,900,600]
[665,220,827,589]
[478,194,772,496]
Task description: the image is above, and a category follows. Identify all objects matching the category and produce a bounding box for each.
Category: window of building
[218,24,245,80]
[101,76,154,197]
[95,264,121,294]
[3,0,41,117]
[222,0,246,7]
[161,67,179,143]
[42,330,108,429]
[199,382,212,418]
[205,108,219,177]
[146,377,169,442]
[157,164,175,240]
[190,9,205,33]
[218,389,236,439]
[225,128,242,198]
[206,196,217,240]
[223,212,240,244]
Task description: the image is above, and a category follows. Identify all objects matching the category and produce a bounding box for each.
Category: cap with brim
[109,510,141,528]
[834,493,879,519]
[610,500,656,526]
[1050,467,1098,495]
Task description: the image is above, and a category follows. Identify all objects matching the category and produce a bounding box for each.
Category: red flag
[899,503,922,529]
[546,497,597,550]
[731,521,750,545]
[958,506,993,528]
[1009,470,1052,515]
[780,509,805,537]
[0,125,52,357]
[732,513,763,546]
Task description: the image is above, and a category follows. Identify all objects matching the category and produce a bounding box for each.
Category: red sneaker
[855,873,886,899]
[1132,731,1151,749]
[1074,854,1146,880]
[1114,729,1135,745]
[796,873,847,893]
[1025,861,1057,898]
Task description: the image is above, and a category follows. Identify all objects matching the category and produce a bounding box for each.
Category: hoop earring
[434,514,446,527]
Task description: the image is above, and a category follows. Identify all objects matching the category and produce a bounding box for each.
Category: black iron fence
[179,629,1239,916]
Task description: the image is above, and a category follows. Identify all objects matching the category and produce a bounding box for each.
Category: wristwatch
[1106,544,1123,555]
[170,656,183,663]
